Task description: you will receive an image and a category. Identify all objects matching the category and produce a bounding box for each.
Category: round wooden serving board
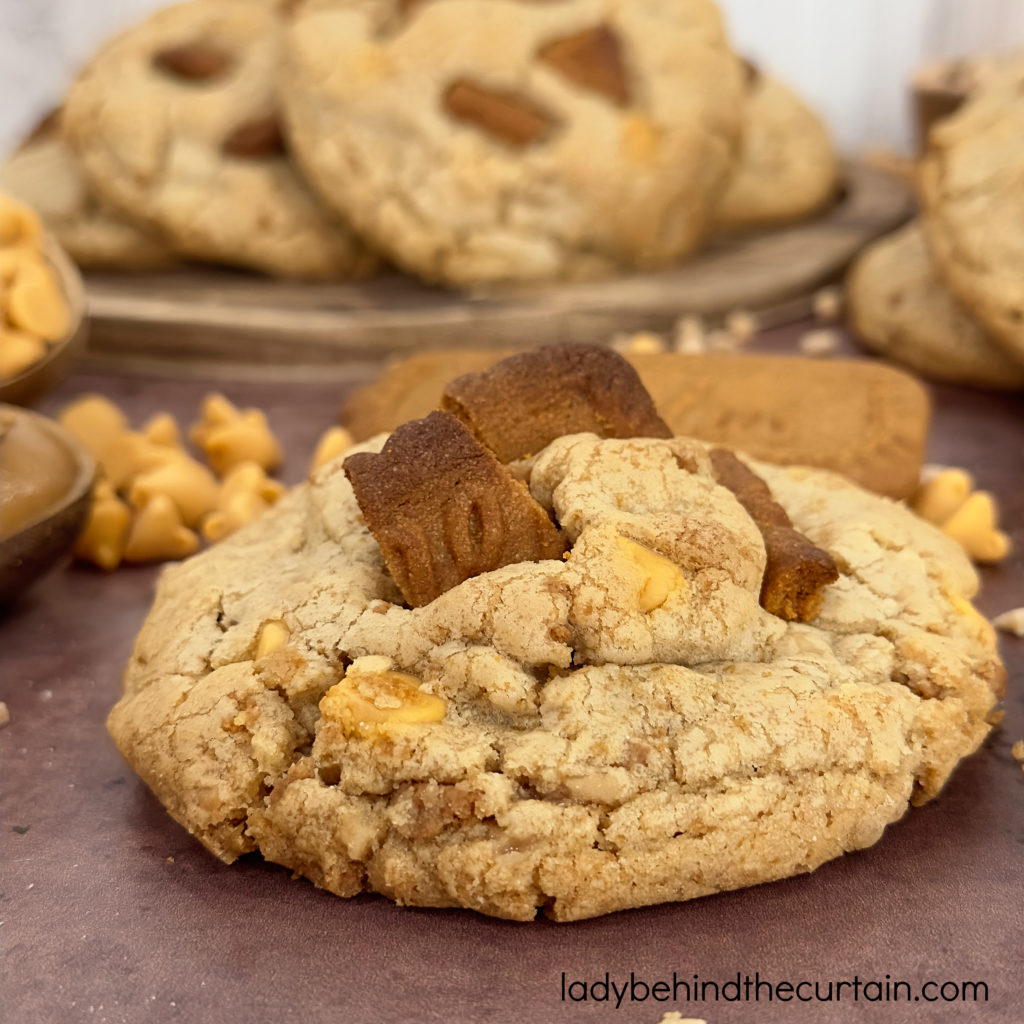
[82,162,912,376]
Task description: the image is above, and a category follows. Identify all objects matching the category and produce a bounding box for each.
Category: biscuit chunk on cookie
[442,343,672,462]
[343,411,567,606]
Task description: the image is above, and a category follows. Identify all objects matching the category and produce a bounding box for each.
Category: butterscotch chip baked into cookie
[109,352,1002,921]
[847,222,1024,389]
[279,0,744,284]
[62,0,375,278]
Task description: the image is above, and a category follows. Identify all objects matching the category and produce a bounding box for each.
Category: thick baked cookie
[711,68,838,232]
[848,222,1024,389]
[0,111,174,270]
[109,405,1002,920]
[280,0,744,284]
[918,60,1024,365]
[63,0,375,278]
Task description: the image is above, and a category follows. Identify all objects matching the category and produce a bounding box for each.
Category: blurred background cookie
[847,221,1024,389]
[711,64,839,233]
[0,109,175,270]
[918,57,1024,365]
[63,0,376,279]
[280,0,745,284]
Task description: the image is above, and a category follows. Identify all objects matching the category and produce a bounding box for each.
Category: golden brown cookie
[63,0,375,278]
[280,0,744,284]
[847,222,1024,389]
[343,349,931,499]
[918,59,1024,366]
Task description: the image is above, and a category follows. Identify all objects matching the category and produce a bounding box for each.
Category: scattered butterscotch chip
[344,411,567,607]
[73,482,131,570]
[222,114,287,158]
[910,469,1011,564]
[709,448,838,621]
[141,412,182,449]
[443,80,557,148]
[993,608,1024,637]
[798,327,841,356]
[309,425,354,476]
[615,536,686,612]
[538,24,630,106]
[129,454,220,528]
[152,42,233,80]
[123,493,199,563]
[190,393,283,475]
[441,344,671,463]
[201,461,284,543]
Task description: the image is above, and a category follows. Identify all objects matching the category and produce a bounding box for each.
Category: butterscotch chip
[152,42,234,80]
[344,411,566,606]
[222,115,287,158]
[709,448,838,622]
[443,80,558,148]
[441,344,671,463]
[538,25,630,106]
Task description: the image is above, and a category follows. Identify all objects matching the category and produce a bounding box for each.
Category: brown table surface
[2,325,1023,1024]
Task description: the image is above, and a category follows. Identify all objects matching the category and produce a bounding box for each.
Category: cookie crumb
[167,856,175,864]
[673,314,706,353]
[812,285,844,321]
[799,327,841,356]
[0,701,9,727]
[657,1015,707,1024]
[987,709,1006,726]
[993,607,1024,636]
[1011,740,1024,762]
[725,309,758,342]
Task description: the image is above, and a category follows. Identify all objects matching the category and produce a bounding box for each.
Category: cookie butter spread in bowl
[107,345,1004,920]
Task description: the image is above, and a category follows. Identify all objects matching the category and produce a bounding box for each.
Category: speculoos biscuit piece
[710,447,838,621]
[343,411,566,607]
[441,343,672,462]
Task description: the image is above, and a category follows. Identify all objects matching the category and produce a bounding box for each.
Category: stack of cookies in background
[847,54,1024,390]
[0,0,839,286]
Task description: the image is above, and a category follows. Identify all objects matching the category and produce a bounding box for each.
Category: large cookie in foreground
[108,431,1002,921]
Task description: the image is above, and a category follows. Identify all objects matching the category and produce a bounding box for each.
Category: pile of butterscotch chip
[0,193,71,381]
[1,0,838,285]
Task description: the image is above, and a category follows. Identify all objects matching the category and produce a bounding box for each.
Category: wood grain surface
[1,323,1021,1024]
[81,163,912,374]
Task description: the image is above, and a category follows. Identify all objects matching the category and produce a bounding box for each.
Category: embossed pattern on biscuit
[343,411,567,607]
[709,447,838,622]
[441,343,672,463]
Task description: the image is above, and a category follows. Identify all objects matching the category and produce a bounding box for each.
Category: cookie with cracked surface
[847,222,1024,389]
[109,426,1003,920]
[711,68,839,233]
[279,0,744,284]
[0,110,175,270]
[918,59,1024,366]
[62,0,375,278]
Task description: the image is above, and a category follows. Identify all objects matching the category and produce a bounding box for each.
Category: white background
[1,0,1023,157]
